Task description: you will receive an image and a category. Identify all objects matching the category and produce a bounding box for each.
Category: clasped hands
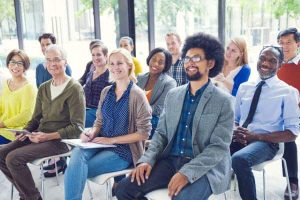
[233,126,257,145]
[16,131,49,143]
[130,163,189,198]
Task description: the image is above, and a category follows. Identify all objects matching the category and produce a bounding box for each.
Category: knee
[5,151,22,169]
[232,153,250,171]
[115,178,140,200]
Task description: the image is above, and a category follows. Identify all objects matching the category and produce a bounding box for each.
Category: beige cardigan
[93,83,152,165]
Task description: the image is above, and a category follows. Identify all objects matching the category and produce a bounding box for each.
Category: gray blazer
[137,72,176,116]
[138,81,234,194]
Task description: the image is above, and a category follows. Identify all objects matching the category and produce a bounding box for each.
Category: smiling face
[149,52,165,76]
[8,55,25,78]
[184,48,212,81]
[278,34,299,61]
[91,46,107,68]
[119,38,134,53]
[225,41,242,64]
[257,48,280,80]
[165,35,181,55]
[109,52,132,81]
[45,49,67,78]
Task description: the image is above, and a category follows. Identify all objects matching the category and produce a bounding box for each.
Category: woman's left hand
[92,137,115,145]
[28,132,49,143]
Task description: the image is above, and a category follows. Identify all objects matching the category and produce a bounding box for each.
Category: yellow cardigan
[0,80,37,141]
[133,57,143,76]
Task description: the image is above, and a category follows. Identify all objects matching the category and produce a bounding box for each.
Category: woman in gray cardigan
[137,47,176,138]
[64,48,152,200]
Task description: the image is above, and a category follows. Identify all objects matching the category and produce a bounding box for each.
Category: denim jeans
[150,115,159,139]
[231,141,279,200]
[115,156,212,200]
[85,108,97,128]
[64,147,131,200]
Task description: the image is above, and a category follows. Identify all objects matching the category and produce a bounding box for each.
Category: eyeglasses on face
[45,57,64,64]
[9,60,24,67]
[182,55,205,63]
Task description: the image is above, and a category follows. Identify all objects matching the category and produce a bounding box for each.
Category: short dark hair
[89,39,103,51]
[181,32,224,78]
[277,27,300,43]
[6,49,30,71]
[146,47,172,73]
[259,45,284,64]
[38,33,56,44]
[90,42,108,56]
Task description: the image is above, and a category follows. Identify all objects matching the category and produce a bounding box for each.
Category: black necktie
[242,81,265,128]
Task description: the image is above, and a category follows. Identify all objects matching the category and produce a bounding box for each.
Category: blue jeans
[64,147,131,200]
[231,141,279,200]
[85,108,97,128]
[150,115,159,139]
[115,156,212,200]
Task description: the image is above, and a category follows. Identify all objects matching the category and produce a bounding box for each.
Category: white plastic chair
[145,188,228,200]
[87,168,133,200]
[10,151,72,200]
[233,143,292,200]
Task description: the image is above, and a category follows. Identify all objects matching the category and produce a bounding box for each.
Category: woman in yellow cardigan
[0,49,37,144]
[119,36,143,75]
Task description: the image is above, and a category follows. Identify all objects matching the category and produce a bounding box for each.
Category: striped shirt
[167,58,188,86]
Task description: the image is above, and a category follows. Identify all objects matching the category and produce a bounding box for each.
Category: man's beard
[187,71,203,81]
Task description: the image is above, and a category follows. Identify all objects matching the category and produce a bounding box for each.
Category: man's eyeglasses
[9,60,24,67]
[45,57,64,64]
[182,55,205,63]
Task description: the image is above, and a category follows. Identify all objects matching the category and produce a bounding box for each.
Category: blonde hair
[225,36,248,66]
[108,48,137,83]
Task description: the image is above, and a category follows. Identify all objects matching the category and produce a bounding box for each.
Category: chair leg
[105,179,113,200]
[11,183,14,200]
[262,169,266,200]
[223,192,227,200]
[87,181,94,200]
[54,159,59,186]
[40,164,45,200]
[282,158,292,200]
[233,174,237,191]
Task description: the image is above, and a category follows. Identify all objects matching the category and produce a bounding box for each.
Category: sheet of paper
[62,139,116,149]
[5,129,31,135]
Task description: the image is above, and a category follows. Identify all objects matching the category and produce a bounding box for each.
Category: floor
[0,145,298,200]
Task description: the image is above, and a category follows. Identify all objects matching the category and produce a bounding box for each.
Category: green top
[25,78,85,139]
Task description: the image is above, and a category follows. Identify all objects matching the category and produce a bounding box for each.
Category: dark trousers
[283,141,298,183]
[0,139,69,200]
[115,156,212,200]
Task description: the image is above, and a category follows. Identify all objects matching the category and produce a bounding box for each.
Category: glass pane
[99,0,118,51]
[154,0,218,48]
[21,0,95,81]
[0,1,18,78]
[226,0,300,81]
[135,0,148,72]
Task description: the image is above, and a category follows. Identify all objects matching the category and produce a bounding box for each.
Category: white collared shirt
[235,75,300,135]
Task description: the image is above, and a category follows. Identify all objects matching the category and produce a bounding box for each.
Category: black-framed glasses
[9,60,24,67]
[182,55,205,63]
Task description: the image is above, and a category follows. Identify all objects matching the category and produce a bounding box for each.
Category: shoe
[43,158,65,170]
[43,163,67,178]
[284,183,299,200]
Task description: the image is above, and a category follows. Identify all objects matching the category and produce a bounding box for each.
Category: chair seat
[89,168,133,185]
[145,189,170,200]
[252,143,284,171]
[30,151,72,166]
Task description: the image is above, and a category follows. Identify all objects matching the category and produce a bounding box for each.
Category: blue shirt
[235,75,300,135]
[84,69,110,108]
[100,81,133,163]
[232,64,251,96]
[36,63,72,87]
[170,81,209,158]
